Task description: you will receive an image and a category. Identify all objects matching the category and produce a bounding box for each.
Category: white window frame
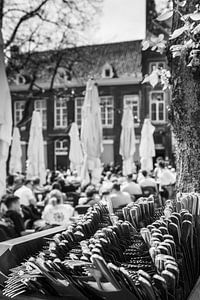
[34,99,47,129]
[123,95,140,126]
[55,139,68,155]
[75,97,84,127]
[100,96,114,128]
[54,97,68,128]
[149,61,166,73]
[14,100,25,125]
[149,91,166,123]
[75,96,114,128]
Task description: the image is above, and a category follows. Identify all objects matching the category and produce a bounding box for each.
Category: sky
[88,0,166,44]
[90,0,146,44]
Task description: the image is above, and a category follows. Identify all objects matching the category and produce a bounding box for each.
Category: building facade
[9,40,172,172]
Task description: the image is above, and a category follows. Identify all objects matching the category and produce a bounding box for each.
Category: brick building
[9,39,172,172]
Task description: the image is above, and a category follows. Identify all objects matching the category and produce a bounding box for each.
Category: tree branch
[5,0,49,48]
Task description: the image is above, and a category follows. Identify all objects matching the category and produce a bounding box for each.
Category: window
[101,62,114,78]
[75,97,84,127]
[54,97,68,128]
[75,96,114,128]
[100,96,114,127]
[123,95,140,124]
[149,61,166,73]
[34,99,47,129]
[150,91,165,122]
[14,101,25,125]
[55,139,68,155]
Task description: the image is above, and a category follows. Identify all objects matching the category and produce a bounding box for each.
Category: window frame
[123,94,140,126]
[14,100,25,125]
[149,61,166,73]
[75,97,84,127]
[54,97,68,129]
[75,95,114,128]
[54,139,68,155]
[149,91,166,123]
[34,99,47,129]
[100,96,114,128]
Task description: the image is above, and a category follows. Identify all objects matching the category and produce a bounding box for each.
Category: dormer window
[102,62,114,78]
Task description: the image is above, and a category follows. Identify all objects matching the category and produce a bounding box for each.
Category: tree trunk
[170,0,200,192]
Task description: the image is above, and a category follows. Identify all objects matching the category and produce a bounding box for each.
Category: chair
[141,186,157,198]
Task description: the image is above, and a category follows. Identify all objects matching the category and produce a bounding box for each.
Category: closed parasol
[81,79,103,186]
[27,111,46,185]
[139,118,155,172]
[0,31,12,196]
[119,106,136,176]
[9,127,22,175]
[69,122,83,176]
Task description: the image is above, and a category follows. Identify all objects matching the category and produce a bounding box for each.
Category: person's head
[85,185,97,199]
[112,183,121,193]
[127,174,133,182]
[14,175,24,186]
[25,179,33,190]
[49,196,59,206]
[158,161,165,169]
[52,182,62,191]
[33,177,40,186]
[142,170,148,178]
[48,189,63,204]
[156,156,163,163]
[4,195,21,212]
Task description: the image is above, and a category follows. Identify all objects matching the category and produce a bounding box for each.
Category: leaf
[181,13,192,21]
[192,24,200,34]
[151,45,157,51]
[170,44,183,51]
[172,51,182,58]
[142,40,150,51]
[149,71,159,88]
[142,75,150,84]
[176,0,186,7]
[169,26,187,39]
[190,13,200,21]
[157,10,173,21]
[158,34,165,42]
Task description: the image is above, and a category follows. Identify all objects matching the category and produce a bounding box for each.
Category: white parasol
[9,127,22,175]
[0,31,12,196]
[27,111,46,185]
[119,106,136,175]
[80,79,103,186]
[139,118,155,172]
[69,122,83,176]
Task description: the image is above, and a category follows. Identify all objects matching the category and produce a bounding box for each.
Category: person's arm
[27,190,37,206]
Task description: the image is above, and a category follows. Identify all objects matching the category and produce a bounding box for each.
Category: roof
[8,40,142,87]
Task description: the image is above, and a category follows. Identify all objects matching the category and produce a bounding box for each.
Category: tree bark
[170,0,200,192]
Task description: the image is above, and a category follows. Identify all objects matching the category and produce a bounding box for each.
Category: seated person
[14,179,36,207]
[121,174,142,198]
[4,195,32,237]
[139,170,157,190]
[32,177,50,200]
[109,183,132,213]
[79,185,100,206]
[14,179,41,223]
[42,194,74,226]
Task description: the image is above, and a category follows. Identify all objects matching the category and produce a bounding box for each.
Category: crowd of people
[0,157,176,242]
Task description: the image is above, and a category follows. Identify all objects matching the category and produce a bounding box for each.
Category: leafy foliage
[142,1,200,88]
